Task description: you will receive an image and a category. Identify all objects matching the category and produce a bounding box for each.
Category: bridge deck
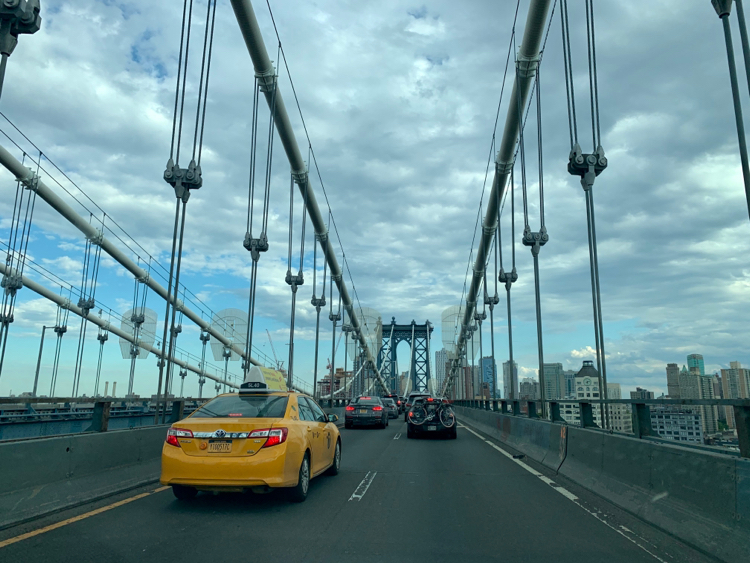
[0,419,714,562]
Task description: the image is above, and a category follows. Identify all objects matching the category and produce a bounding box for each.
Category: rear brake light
[166,428,193,447]
[397,401,401,405]
[406,403,411,407]
[408,411,414,417]
[263,428,288,448]
[345,405,355,411]
[248,427,288,447]
[372,406,383,411]
[427,398,434,402]
[362,397,371,400]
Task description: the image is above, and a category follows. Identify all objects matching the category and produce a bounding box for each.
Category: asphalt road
[0,419,719,563]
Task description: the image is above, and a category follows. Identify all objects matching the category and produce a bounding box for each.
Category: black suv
[406,396,457,439]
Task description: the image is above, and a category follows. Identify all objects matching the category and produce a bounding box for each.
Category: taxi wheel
[325,440,341,476]
[172,485,198,501]
[289,453,310,503]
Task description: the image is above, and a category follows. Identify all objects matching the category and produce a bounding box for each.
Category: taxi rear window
[191,395,288,418]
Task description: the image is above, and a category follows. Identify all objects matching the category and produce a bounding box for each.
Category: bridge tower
[376,318,433,394]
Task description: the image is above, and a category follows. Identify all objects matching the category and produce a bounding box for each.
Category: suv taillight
[250,428,288,448]
[166,428,193,447]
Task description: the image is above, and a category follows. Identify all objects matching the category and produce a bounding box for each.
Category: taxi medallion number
[208,440,232,453]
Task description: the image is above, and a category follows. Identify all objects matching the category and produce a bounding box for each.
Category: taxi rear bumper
[160,441,302,489]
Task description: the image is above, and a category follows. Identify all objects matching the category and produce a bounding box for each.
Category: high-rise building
[435,349,447,390]
[651,407,703,444]
[480,357,497,398]
[503,361,518,400]
[721,362,750,428]
[607,383,633,434]
[687,354,705,376]
[666,363,680,398]
[519,377,539,400]
[543,363,565,400]
[679,369,718,436]
[630,387,655,400]
[562,361,604,427]
[563,370,576,398]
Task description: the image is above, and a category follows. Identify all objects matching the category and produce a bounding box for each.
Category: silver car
[381,397,399,419]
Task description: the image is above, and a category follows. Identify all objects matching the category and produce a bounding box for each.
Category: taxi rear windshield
[191,395,288,418]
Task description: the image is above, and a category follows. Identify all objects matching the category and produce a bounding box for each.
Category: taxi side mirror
[328,414,338,423]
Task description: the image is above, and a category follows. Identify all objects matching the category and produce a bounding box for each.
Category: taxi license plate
[360,409,367,413]
[208,440,232,453]
[428,426,437,431]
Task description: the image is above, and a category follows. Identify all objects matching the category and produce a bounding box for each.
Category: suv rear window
[381,398,395,405]
[354,397,381,405]
[191,395,289,418]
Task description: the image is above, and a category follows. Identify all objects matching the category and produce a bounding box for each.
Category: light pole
[32,324,48,397]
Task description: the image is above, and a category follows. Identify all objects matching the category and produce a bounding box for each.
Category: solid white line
[459,420,668,563]
[393,433,401,440]
[348,471,377,502]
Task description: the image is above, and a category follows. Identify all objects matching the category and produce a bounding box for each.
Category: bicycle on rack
[406,396,457,439]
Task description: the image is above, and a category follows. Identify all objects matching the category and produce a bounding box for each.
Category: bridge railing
[451,397,750,458]
[0,396,210,438]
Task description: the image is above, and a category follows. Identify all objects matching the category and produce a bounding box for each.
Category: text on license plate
[208,440,232,453]
[428,426,437,431]
[360,409,367,413]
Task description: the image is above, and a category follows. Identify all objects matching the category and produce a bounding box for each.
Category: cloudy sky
[0,0,748,399]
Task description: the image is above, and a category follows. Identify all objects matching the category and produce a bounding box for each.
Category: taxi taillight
[166,428,193,447]
[250,427,288,448]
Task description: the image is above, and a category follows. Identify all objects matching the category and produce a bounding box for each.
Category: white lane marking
[393,433,401,440]
[459,421,669,563]
[349,471,377,501]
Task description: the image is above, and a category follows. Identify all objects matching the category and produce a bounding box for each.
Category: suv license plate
[208,440,232,453]
[428,426,437,431]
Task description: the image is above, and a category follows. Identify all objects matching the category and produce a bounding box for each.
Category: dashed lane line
[0,486,170,550]
[348,471,377,502]
[459,422,669,563]
[393,433,401,440]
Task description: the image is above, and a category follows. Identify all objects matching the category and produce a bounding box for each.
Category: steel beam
[0,144,260,370]
[229,0,389,394]
[442,0,551,396]
[0,262,237,389]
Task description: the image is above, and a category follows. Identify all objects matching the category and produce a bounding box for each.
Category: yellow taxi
[160,378,341,503]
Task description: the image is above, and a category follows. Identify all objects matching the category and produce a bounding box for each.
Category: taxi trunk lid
[174,419,283,457]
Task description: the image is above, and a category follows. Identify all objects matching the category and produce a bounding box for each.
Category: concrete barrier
[0,426,168,530]
[455,405,750,562]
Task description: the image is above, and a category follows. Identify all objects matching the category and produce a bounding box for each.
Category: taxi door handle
[306,426,311,432]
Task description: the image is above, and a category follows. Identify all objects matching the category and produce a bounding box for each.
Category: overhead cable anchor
[243,231,269,262]
[516,53,541,79]
[164,158,202,202]
[0,0,41,58]
[285,270,304,293]
[255,67,277,93]
[522,226,548,257]
[567,143,607,192]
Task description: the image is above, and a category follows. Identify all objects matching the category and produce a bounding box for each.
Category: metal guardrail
[452,397,750,459]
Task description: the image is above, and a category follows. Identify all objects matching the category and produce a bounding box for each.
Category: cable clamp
[712,0,733,17]
[495,159,514,175]
[315,232,328,244]
[0,0,41,57]
[97,331,109,343]
[164,158,202,201]
[255,67,277,93]
[329,311,341,322]
[516,53,540,79]
[20,169,39,191]
[243,231,269,261]
[1,270,22,295]
[311,296,326,308]
[498,267,518,285]
[54,324,67,335]
[170,324,182,337]
[87,229,104,247]
[292,168,308,185]
[137,271,150,284]
[0,312,12,325]
[77,297,95,316]
[474,310,486,322]
[200,331,211,343]
[482,223,497,237]
[567,144,607,190]
[285,270,304,291]
[331,273,342,283]
[522,226,549,256]
[129,343,141,358]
